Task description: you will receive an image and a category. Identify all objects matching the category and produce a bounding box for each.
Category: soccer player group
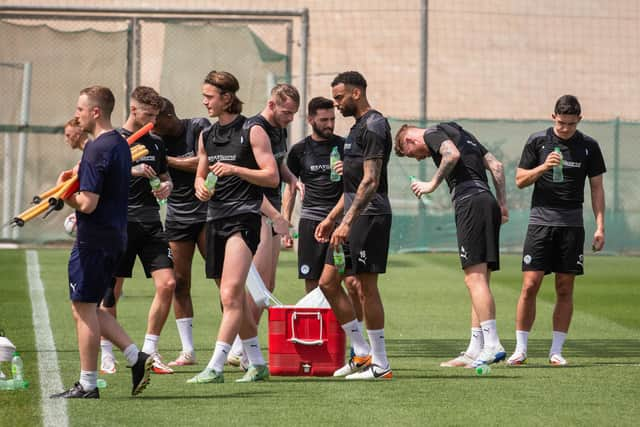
[52,70,606,399]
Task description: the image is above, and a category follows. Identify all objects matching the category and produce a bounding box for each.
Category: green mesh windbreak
[387,119,640,254]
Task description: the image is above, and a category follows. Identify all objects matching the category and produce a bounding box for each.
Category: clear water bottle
[11,352,24,382]
[149,176,167,205]
[330,146,341,182]
[204,171,218,194]
[409,175,431,206]
[475,364,491,376]
[333,248,345,274]
[552,147,564,183]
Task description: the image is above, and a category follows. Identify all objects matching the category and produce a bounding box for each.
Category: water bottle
[552,147,564,183]
[149,176,167,205]
[475,364,491,376]
[330,146,341,182]
[409,176,431,206]
[204,172,218,194]
[288,226,298,239]
[333,248,345,274]
[0,378,29,390]
[11,352,24,382]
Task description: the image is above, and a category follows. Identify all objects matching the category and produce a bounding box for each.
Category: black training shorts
[324,214,391,275]
[454,191,501,271]
[114,221,173,278]
[165,220,207,243]
[522,224,585,275]
[297,218,332,280]
[205,213,261,279]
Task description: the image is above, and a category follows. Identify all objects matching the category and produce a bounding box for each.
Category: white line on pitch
[27,250,68,427]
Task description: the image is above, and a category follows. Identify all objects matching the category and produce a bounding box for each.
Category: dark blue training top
[76,129,132,250]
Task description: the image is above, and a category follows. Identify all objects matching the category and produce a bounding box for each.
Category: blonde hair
[271,83,300,107]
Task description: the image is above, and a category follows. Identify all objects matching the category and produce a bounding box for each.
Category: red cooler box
[268,306,346,376]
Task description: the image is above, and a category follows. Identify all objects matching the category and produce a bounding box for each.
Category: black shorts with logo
[522,225,585,275]
[454,191,501,271]
[297,218,331,280]
[205,213,261,279]
[114,221,173,278]
[325,214,391,275]
[165,220,207,243]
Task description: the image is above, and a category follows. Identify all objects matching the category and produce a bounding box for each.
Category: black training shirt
[243,114,287,211]
[204,115,262,220]
[162,118,209,223]
[423,122,490,201]
[119,128,167,223]
[287,134,344,220]
[519,128,606,226]
[342,109,392,216]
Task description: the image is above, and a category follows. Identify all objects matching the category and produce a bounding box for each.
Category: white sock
[101,339,114,360]
[141,334,160,355]
[123,344,140,366]
[367,329,389,368]
[480,319,501,348]
[550,331,567,356]
[230,335,243,357]
[515,330,529,354]
[206,341,231,373]
[176,318,194,353]
[341,320,370,357]
[79,370,97,391]
[357,320,365,337]
[465,328,484,358]
[242,337,265,366]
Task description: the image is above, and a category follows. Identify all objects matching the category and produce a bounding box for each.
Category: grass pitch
[1,249,638,426]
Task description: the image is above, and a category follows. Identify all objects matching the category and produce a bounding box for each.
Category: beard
[311,121,333,140]
[339,103,356,117]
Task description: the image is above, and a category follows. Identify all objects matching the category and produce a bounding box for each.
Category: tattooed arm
[483,152,509,223]
[411,140,460,196]
[330,158,382,248]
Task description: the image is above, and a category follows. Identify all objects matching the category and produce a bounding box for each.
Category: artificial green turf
[1,249,639,426]
[0,250,40,427]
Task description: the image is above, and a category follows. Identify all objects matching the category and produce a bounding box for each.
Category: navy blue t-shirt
[76,129,131,250]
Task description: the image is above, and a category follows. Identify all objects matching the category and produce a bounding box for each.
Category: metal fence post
[12,61,31,240]
[613,116,620,212]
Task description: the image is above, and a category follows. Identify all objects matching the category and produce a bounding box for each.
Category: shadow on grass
[111,391,275,401]
[386,338,640,358]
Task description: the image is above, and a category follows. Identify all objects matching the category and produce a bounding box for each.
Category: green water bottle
[330,146,341,182]
[205,172,218,194]
[149,177,167,205]
[288,226,299,239]
[333,248,345,274]
[409,176,431,206]
[475,364,491,376]
[0,378,28,390]
[552,147,564,183]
